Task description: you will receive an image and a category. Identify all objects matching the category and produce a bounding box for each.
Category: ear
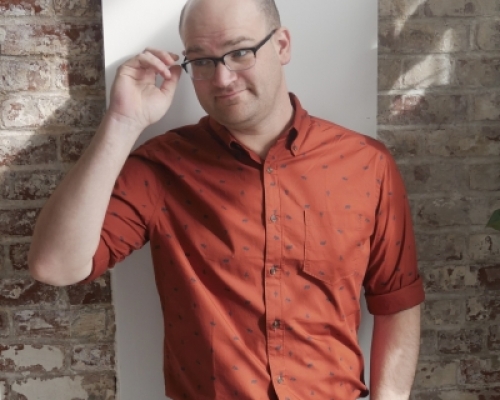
[273,27,291,65]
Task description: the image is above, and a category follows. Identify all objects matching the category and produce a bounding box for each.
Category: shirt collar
[202,93,311,157]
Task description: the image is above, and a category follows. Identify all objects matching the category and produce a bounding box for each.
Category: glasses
[181,29,278,80]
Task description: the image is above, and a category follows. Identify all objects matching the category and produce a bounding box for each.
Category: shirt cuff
[78,239,111,284]
[365,277,425,315]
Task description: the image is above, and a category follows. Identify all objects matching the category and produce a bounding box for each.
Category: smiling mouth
[216,90,245,100]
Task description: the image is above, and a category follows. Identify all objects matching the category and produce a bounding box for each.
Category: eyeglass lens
[186,50,256,80]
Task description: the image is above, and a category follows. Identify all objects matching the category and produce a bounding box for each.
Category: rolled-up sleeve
[363,150,425,315]
[80,152,164,283]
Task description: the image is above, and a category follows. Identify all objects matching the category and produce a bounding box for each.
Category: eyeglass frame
[181,29,278,80]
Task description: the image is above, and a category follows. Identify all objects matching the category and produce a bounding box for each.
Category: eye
[191,59,212,67]
[229,49,251,59]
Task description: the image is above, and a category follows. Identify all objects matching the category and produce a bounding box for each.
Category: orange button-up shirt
[87,95,424,400]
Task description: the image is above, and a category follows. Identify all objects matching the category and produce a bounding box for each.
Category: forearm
[28,114,141,286]
[370,305,421,400]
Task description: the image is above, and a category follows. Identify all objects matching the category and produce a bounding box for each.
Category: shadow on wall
[0,1,116,398]
[378,0,459,129]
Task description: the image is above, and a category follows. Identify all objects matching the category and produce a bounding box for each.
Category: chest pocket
[302,209,366,317]
[303,208,365,279]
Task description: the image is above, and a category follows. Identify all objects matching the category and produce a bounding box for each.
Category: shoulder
[309,115,392,158]
[130,118,211,162]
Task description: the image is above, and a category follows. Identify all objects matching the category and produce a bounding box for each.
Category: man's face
[181,0,290,131]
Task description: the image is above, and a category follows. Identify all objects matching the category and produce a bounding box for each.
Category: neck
[228,92,294,159]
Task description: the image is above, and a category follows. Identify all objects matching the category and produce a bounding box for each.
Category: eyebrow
[185,35,254,57]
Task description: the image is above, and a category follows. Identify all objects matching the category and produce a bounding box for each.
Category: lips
[215,89,245,100]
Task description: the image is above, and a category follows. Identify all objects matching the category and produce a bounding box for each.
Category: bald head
[179,0,281,37]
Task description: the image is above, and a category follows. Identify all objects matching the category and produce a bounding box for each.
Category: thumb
[160,65,183,94]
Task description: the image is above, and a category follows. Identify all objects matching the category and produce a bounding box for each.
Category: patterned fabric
[86,94,424,400]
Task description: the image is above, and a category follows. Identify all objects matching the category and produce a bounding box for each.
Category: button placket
[263,149,285,395]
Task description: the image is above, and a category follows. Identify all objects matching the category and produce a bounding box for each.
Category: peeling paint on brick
[0,278,59,306]
[66,273,112,305]
[0,344,64,372]
[11,376,89,400]
[13,310,70,337]
[71,344,115,371]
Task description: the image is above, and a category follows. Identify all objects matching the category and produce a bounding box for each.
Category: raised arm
[28,49,182,286]
[369,304,421,400]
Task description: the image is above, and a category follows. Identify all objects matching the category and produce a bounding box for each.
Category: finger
[159,65,182,94]
[143,48,180,65]
[135,51,173,80]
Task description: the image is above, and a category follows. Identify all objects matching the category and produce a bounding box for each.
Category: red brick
[412,387,500,400]
[0,135,57,166]
[10,243,30,270]
[488,325,500,351]
[379,0,424,18]
[422,265,475,293]
[399,163,469,194]
[70,309,107,340]
[0,209,39,236]
[0,0,52,15]
[477,19,500,51]
[456,57,500,88]
[467,297,500,322]
[55,57,104,89]
[71,344,115,371]
[13,310,70,338]
[422,298,465,327]
[438,328,484,354]
[414,196,470,228]
[473,93,500,121]
[54,0,101,17]
[378,94,468,126]
[460,358,500,385]
[469,234,500,262]
[105,308,115,339]
[377,129,423,159]
[0,59,51,91]
[0,245,5,273]
[2,24,103,56]
[478,265,500,290]
[416,233,467,262]
[378,57,402,91]
[420,329,437,355]
[426,126,500,157]
[424,0,479,17]
[66,273,112,305]
[5,169,63,200]
[61,132,94,162]
[414,360,458,389]
[0,311,9,337]
[1,97,105,128]
[0,278,59,306]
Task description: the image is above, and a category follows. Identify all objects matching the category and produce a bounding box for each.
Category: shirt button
[272,319,281,329]
[277,376,284,384]
[266,167,274,173]
[270,214,278,223]
[270,266,277,275]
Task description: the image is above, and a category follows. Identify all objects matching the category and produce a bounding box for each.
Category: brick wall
[0,0,115,398]
[1,0,499,398]
[378,0,500,398]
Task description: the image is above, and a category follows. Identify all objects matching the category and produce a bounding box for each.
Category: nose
[211,61,237,87]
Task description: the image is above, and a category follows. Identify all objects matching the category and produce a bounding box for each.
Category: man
[28,0,425,399]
